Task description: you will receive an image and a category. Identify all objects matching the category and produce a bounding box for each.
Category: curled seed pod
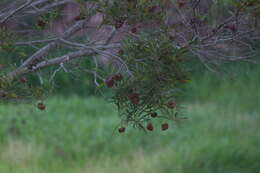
[20,77,27,83]
[150,112,158,118]
[118,127,126,133]
[37,102,46,111]
[146,123,154,131]
[167,101,176,109]
[118,49,124,55]
[212,28,217,33]
[131,27,137,33]
[112,74,123,81]
[228,24,237,32]
[37,19,46,28]
[148,5,157,13]
[169,36,175,40]
[179,79,190,83]
[161,123,169,131]
[178,1,186,8]
[115,20,124,29]
[245,2,255,6]
[74,15,85,21]
[128,93,140,104]
[74,16,81,21]
[105,79,114,88]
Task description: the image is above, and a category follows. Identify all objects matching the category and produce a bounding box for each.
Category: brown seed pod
[118,49,124,55]
[74,15,85,21]
[20,77,27,83]
[148,5,157,13]
[131,27,137,33]
[128,93,140,105]
[179,79,190,83]
[169,36,175,40]
[37,19,46,28]
[112,74,123,81]
[150,112,158,118]
[74,16,81,21]
[161,123,169,131]
[37,102,46,111]
[16,96,22,99]
[227,24,237,32]
[147,123,154,131]
[245,1,255,6]
[118,127,126,133]
[178,1,186,8]
[115,20,124,29]
[212,28,217,33]
[167,101,176,109]
[105,79,114,88]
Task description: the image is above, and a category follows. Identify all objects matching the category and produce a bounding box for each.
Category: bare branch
[0,0,33,24]
[15,38,57,46]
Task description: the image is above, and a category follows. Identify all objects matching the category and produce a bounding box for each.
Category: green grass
[0,63,260,173]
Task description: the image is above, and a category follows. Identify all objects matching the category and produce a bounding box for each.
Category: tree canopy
[0,0,259,131]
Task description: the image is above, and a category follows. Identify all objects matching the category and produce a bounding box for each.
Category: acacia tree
[0,0,259,131]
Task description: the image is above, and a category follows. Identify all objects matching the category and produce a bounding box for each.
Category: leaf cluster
[110,32,190,128]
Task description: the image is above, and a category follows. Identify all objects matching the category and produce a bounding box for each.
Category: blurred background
[0,55,260,173]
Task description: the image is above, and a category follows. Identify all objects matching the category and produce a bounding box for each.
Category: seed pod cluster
[20,77,27,83]
[115,20,124,29]
[111,33,188,131]
[105,78,114,88]
[127,93,140,105]
[118,127,126,133]
[148,5,157,13]
[118,49,124,55]
[37,19,46,28]
[74,15,85,21]
[145,122,170,132]
[112,74,123,81]
[37,102,46,111]
[150,112,158,118]
[105,73,124,88]
[167,101,177,109]
[146,123,154,131]
[161,123,169,131]
[178,1,186,8]
[131,27,137,33]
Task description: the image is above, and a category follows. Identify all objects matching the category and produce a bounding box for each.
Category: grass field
[0,63,259,173]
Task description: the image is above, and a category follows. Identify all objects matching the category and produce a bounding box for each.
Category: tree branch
[0,0,33,24]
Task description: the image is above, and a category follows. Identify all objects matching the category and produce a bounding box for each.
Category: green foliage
[0,74,48,103]
[109,32,189,129]
[0,45,51,102]
[34,8,60,30]
[102,0,166,26]
[0,0,259,133]
[0,27,15,52]
[0,45,98,102]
